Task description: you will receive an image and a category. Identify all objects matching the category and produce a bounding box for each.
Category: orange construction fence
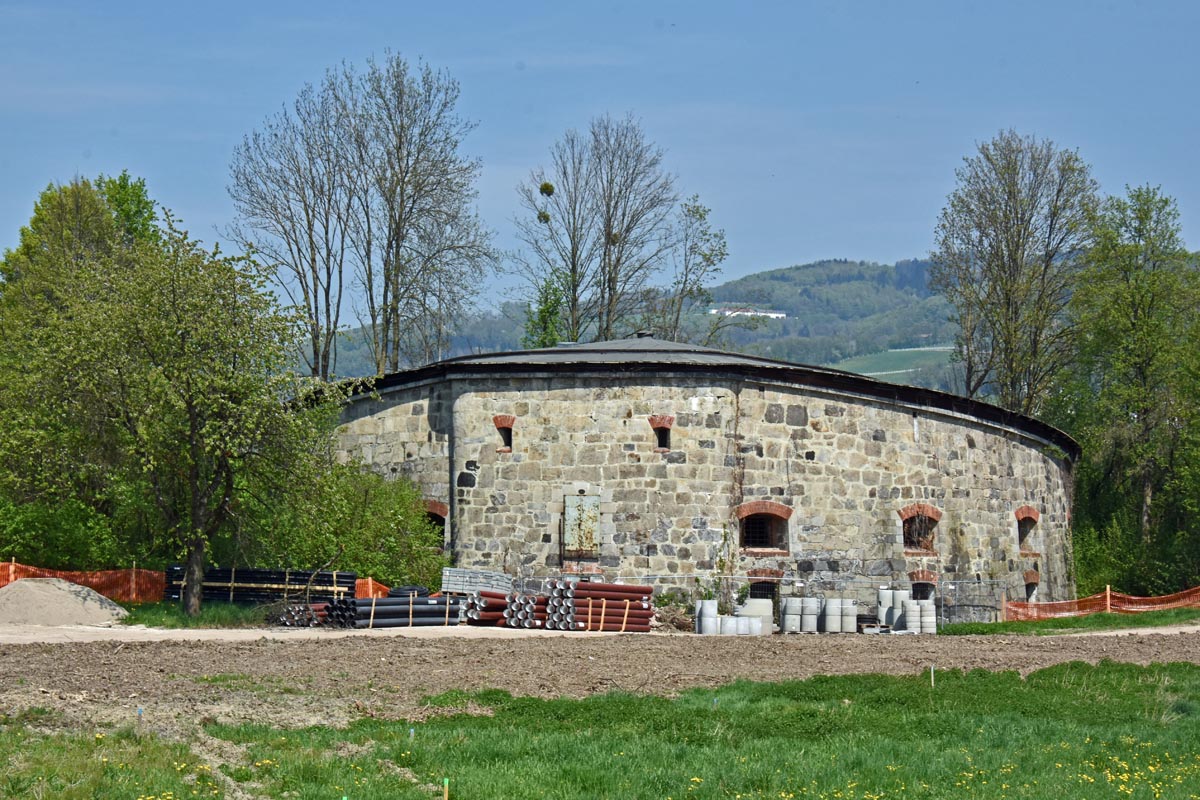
[0,559,165,603]
[1005,584,1200,621]
[0,560,391,604]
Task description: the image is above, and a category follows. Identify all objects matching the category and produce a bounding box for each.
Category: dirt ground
[2,623,1199,739]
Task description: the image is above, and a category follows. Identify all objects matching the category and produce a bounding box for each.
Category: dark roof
[363,336,1079,459]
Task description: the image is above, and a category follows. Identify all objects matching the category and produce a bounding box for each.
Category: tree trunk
[182,533,206,616]
[1140,472,1154,546]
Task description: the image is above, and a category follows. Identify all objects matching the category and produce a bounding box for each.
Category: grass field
[5,662,1200,799]
[941,607,1200,636]
[827,348,952,376]
[120,600,268,628]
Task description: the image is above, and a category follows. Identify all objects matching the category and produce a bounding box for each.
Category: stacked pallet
[166,566,356,604]
[441,567,514,596]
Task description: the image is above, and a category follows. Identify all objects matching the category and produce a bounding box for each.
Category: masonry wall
[337,371,1074,603]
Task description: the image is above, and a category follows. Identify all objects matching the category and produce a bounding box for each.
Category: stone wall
[336,371,1074,603]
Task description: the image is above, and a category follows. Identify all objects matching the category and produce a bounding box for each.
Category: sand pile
[0,578,128,626]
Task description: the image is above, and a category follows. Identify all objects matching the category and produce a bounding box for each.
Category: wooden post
[1105,584,1112,613]
[131,560,137,602]
[1000,593,1007,622]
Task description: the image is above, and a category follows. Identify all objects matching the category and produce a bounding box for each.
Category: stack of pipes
[275,602,328,627]
[463,590,510,626]
[548,580,655,632]
[323,594,464,628]
[502,590,550,628]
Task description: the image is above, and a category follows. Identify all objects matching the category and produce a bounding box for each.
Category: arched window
[493,414,514,453]
[1023,569,1040,601]
[424,499,448,536]
[911,582,935,601]
[907,570,938,601]
[898,503,942,553]
[1015,506,1039,553]
[735,500,793,551]
[648,414,674,452]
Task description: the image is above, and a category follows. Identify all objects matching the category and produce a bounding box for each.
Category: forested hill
[710,258,956,383]
[328,258,958,388]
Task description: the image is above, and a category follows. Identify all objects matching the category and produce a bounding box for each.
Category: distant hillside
[710,259,957,388]
[319,258,959,391]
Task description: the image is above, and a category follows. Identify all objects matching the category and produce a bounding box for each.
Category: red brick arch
[1023,569,1040,585]
[734,500,793,520]
[897,503,942,522]
[647,414,675,429]
[425,499,449,519]
[747,567,784,579]
[908,569,939,584]
[492,414,515,429]
[1014,505,1040,523]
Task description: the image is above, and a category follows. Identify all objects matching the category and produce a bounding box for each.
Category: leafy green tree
[931,129,1098,415]
[521,278,565,348]
[0,179,128,509]
[97,170,158,244]
[1050,186,1200,591]
[245,460,447,588]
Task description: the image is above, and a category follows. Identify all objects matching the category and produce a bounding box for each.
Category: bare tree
[230,53,495,378]
[931,129,1098,415]
[515,114,676,342]
[229,78,351,380]
[591,114,676,340]
[514,128,600,343]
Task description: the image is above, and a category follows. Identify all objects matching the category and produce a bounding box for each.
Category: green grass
[6,663,1200,799]
[120,600,268,628]
[827,347,952,376]
[0,713,223,799]
[941,607,1200,636]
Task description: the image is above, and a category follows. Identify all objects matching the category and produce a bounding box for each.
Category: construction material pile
[0,578,129,626]
[464,580,654,632]
[166,566,356,604]
[319,591,463,629]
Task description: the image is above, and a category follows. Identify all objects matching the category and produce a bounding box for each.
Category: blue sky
[1,1,1197,290]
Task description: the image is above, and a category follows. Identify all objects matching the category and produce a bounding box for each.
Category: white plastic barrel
[782,613,802,633]
[800,613,818,632]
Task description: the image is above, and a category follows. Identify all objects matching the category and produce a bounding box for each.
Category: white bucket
[699,615,720,635]
[783,597,804,615]
[735,616,752,635]
[699,599,719,618]
[800,613,818,632]
[747,616,763,636]
[782,613,802,633]
[719,615,738,635]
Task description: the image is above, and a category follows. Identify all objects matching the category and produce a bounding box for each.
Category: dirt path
[2,623,1198,738]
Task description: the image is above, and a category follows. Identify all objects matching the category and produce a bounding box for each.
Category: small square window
[654,426,670,450]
